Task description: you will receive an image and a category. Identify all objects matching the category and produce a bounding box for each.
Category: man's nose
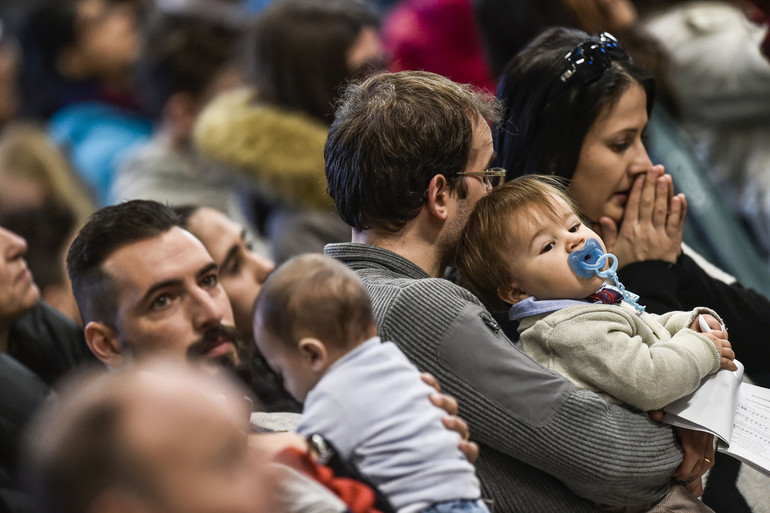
[190,287,225,329]
[1,226,28,260]
[249,253,275,284]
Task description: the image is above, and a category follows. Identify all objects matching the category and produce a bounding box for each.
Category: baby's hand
[701,331,737,371]
[689,314,736,370]
[689,314,721,333]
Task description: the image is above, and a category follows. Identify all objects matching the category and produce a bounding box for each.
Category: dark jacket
[8,302,96,388]
[1,302,97,513]
[0,355,49,513]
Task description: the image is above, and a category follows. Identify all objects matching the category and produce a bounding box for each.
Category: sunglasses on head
[549,32,629,99]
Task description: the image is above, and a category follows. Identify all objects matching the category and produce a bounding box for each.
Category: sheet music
[721,383,770,476]
[663,361,744,444]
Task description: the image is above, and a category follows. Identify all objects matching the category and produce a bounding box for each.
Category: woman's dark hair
[242,0,380,125]
[135,11,239,121]
[494,27,655,182]
[472,0,572,79]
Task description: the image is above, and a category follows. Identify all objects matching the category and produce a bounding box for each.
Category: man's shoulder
[8,302,96,386]
[360,270,481,320]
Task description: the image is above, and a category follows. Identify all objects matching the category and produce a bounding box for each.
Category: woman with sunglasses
[495,26,770,509]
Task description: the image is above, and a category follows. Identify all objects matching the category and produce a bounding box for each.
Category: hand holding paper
[695,314,737,371]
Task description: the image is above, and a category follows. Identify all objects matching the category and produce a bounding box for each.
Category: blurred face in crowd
[119,365,270,513]
[347,25,386,77]
[31,361,273,513]
[0,39,19,127]
[63,0,141,80]
[184,208,275,337]
[569,82,652,224]
[0,225,39,323]
[88,227,242,370]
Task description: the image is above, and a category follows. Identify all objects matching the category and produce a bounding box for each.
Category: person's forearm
[464,387,679,506]
[539,315,718,412]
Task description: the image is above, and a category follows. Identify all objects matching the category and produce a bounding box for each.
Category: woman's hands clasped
[593,165,687,268]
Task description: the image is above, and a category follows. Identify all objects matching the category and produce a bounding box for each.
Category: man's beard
[437,197,472,272]
[185,324,252,376]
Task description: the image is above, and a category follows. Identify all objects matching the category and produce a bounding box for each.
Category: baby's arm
[656,309,737,371]
[535,308,720,411]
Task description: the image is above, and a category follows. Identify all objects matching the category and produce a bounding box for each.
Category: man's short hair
[325,70,501,233]
[66,200,180,326]
[243,0,381,124]
[456,175,575,312]
[253,253,375,350]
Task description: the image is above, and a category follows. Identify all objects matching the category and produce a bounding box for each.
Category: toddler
[456,176,736,512]
[252,253,488,513]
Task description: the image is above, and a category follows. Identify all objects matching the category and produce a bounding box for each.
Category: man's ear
[497,282,530,306]
[425,174,450,221]
[84,321,125,368]
[298,337,329,373]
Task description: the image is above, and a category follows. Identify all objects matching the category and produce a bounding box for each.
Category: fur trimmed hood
[193,88,333,209]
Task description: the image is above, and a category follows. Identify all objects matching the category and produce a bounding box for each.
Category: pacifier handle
[568,238,645,314]
[594,253,618,279]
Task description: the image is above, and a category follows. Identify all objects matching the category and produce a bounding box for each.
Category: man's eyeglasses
[457,167,506,189]
[559,32,628,85]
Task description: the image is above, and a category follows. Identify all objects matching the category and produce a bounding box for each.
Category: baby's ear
[299,338,329,372]
[497,282,530,306]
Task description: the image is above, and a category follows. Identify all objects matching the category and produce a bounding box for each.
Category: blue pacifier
[569,238,645,314]
[568,238,617,279]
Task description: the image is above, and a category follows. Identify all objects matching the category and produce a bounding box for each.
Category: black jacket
[1,302,96,513]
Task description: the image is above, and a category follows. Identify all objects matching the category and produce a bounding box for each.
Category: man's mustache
[186,324,242,360]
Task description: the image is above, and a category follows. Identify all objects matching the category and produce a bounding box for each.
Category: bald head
[26,359,268,513]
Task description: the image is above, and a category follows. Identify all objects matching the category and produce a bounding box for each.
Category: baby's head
[252,253,377,402]
[457,175,607,312]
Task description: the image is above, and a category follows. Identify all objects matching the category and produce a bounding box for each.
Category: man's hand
[422,373,479,463]
[684,475,705,498]
[672,427,715,488]
[648,415,713,497]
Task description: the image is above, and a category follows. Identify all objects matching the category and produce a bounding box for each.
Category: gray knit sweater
[326,243,683,513]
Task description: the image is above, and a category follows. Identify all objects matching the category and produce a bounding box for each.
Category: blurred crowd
[1,1,769,513]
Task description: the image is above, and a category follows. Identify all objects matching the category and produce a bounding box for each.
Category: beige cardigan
[517,301,722,411]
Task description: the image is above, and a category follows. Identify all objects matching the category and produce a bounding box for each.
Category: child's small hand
[689,314,721,333]
[701,331,737,371]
